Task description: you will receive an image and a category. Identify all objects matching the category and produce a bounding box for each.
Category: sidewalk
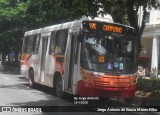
[132,76,160,106]
[0,61,20,74]
[133,90,160,106]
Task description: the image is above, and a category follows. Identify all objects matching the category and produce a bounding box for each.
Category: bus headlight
[80,68,87,82]
[81,75,87,81]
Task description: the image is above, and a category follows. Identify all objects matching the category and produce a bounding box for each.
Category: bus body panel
[21,54,31,79]
[44,54,56,87]
[77,68,137,98]
[28,54,40,82]
[21,54,41,82]
[77,80,136,98]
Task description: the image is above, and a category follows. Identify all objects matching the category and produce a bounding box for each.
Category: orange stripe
[21,54,32,66]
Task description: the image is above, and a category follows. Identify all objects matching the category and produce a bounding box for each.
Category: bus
[21,19,138,99]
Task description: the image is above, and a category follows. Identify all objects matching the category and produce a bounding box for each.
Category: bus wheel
[55,77,64,98]
[29,70,34,88]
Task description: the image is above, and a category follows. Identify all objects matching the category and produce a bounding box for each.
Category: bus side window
[54,29,68,55]
[33,34,40,54]
[22,37,28,53]
[26,35,35,53]
[49,31,56,55]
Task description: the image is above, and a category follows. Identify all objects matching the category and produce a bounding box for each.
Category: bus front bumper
[77,80,136,98]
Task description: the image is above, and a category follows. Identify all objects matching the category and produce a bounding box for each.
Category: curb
[133,91,160,106]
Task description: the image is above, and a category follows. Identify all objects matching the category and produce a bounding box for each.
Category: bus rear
[76,21,138,99]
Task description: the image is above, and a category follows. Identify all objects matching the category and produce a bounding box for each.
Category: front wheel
[29,70,35,88]
[55,77,64,98]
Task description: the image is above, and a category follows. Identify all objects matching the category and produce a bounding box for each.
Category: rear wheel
[55,77,64,98]
[29,70,34,88]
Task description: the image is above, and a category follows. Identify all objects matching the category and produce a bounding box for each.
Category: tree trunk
[126,0,142,54]
[2,52,7,62]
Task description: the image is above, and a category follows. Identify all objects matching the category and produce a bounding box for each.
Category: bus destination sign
[103,25,122,33]
[83,21,123,33]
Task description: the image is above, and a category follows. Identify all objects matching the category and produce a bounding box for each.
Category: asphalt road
[0,72,160,115]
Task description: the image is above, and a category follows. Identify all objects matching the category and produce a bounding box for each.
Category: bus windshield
[81,32,137,74]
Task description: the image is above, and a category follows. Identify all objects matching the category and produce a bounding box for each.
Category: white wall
[148,9,160,25]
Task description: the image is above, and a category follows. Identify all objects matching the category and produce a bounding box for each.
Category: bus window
[33,34,40,54]
[81,32,136,74]
[22,37,28,53]
[25,35,35,53]
[49,30,68,55]
[54,29,68,55]
[49,31,57,55]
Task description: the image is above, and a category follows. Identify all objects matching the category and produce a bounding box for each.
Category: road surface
[0,72,159,115]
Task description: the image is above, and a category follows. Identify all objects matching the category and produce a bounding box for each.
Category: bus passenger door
[40,36,48,83]
[64,32,79,93]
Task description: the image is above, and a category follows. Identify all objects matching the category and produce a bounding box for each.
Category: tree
[125,0,160,53]
[60,0,160,53]
[0,0,27,62]
[0,0,72,62]
[25,0,73,28]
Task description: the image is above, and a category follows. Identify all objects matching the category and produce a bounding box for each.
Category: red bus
[21,19,138,99]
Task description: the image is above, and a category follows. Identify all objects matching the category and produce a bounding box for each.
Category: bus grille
[100,90,123,97]
[93,77,131,88]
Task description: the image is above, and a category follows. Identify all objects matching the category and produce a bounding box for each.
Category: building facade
[139,7,160,74]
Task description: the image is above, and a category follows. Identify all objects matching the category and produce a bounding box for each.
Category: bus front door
[64,33,79,93]
[40,37,48,83]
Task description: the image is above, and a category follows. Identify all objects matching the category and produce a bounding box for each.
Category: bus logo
[119,63,124,70]
[114,62,118,68]
[2,107,11,112]
[107,63,113,70]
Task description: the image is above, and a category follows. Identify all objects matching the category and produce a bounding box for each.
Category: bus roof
[24,19,134,36]
[24,19,83,36]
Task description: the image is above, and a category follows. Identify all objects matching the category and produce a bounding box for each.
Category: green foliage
[0,0,27,61]
[137,77,160,92]
[25,0,73,27]
[61,0,160,53]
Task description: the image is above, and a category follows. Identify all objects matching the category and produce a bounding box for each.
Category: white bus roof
[24,19,134,36]
[24,19,83,36]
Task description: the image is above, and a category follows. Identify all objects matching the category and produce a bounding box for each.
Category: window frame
[49,29,68,55]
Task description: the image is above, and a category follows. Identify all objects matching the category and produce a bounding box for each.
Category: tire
[55,77,64,98]
[29,70,34,88]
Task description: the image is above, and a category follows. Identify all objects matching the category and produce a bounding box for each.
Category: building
[139,7,160,75]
